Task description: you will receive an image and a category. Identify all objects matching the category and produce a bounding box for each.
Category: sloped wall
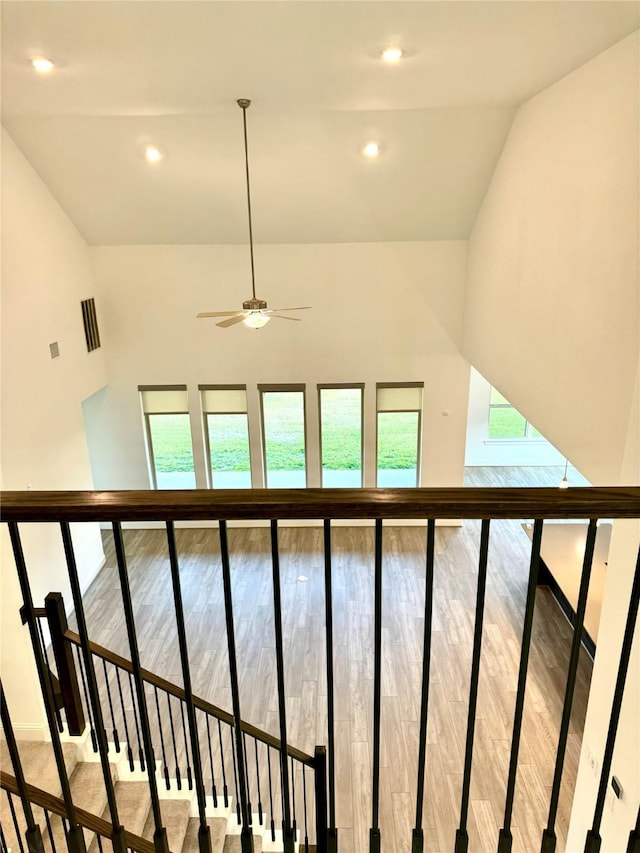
[461,32,640,849]
[463,32,639,486]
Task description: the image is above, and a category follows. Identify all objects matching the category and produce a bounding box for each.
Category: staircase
[1,737,277,853]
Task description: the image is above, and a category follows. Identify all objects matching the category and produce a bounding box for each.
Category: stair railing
[3,485,640,853]
[25,592,323,852]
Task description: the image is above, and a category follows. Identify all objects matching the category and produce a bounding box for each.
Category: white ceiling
[2,1,638,245]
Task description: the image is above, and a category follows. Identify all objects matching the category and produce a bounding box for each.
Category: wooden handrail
[63,629,315,766]
[2,486,639,522]
[0,771,155,853]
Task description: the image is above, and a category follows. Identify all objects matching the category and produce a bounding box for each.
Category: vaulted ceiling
[2,1,638,245]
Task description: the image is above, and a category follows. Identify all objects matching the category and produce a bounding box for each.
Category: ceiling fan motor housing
[243,298,267,310]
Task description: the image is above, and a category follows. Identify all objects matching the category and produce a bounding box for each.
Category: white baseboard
[5,723,48,741]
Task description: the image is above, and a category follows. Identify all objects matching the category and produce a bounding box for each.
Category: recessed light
[144,145,164,164]
[381,47,404,63]
[362,141,381,159]
[31,57,55,74]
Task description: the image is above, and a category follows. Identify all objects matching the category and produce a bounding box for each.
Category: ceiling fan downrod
[238,98,257,301]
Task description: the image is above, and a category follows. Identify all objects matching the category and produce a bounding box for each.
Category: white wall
[1,129,108,731]
[465,367,566,467]
[459,32,639,850]
[567,368,639,850]
[87,242,470,498]
[463,32,639,486]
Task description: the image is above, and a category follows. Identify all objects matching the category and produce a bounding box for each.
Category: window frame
[199,384,252,489]
[258,383,308,488]
[375,381,424,488]
[138,384,194,490]
[317,383,365,488]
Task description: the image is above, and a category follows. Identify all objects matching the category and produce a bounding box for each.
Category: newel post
[45,592,85,736]
[314,745,328,853]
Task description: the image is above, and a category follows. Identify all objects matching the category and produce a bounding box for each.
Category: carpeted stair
[1,739,290,853]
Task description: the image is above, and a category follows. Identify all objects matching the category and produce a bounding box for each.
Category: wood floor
[71,498,593,853]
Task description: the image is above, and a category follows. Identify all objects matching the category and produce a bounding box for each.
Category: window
[139,386,196,489]
[376,383,423,487]
[259,385,307,488]
[488,387,542,439]
[200,385,252,488]
[318,384,364,487]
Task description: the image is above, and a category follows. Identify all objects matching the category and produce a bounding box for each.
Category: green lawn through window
[150,395,423,476]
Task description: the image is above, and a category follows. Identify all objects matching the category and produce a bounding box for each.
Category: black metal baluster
[127,672,145,772]
[584,544,640,853]
[291,757,297,842]
[455,520,490,853]
[43,811,57,853]
[154,687,170,790]
[115,668,135,772]
[302,765,309,853]
[541,520,597,853]
[370,518,383,853]
[164,522,211,853]
[7,522,86,853]
[412,518,436,853]
[219,520,253,853]
[218,720,229,808]
[205,715,218,808]
[102,661,120,753]
[267,746,276,843]
[242,734,252,823]
[7,794,25,853]
[96,834,103,853]
[323,520,337,853]
[166,694,181,789]
[627,807,640,853]
[36,618,64,734]
[0,682,45,853]
[43,809,58,853]
[270,520,294,853]
[230,725,241,826]
[112,522,168,853]
[498,518,544,853]
[75,648,98,753]
[60,523,127,853]
[254,739,263,825]
[1,819,9,853]
[179,700,193,791]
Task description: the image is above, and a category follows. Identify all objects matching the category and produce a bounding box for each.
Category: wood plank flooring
[71,508,592,853]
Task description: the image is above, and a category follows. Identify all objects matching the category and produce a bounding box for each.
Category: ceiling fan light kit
[197,99,311,330]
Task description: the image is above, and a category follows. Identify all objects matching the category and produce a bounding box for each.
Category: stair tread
[223,835,262,853]
[86,780,150,853]
[143,798,191,853]
[69,759,113,815]
[1,739,77,798]
[181,816,228,853]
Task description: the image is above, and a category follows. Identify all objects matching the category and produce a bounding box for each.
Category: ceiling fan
[197,99,311,329]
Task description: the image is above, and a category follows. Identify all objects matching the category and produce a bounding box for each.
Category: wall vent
[81,298,101,352]
[49,342,60,359]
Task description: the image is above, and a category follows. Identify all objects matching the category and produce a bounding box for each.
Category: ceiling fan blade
[216,314,249,328]
[197,311,243,318]
[267,306,312,313]
[270,314,302,321]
